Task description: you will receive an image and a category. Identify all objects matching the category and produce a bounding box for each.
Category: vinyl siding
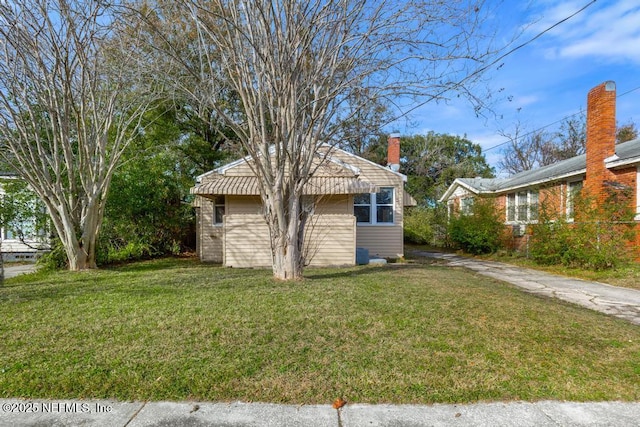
[328,149,404,187]
[220,161,255,177]
[315,194,350,214]
[304,214,355,266]
[356,225,403,258]
[224,214,272,268]
[224,213,356,268]
[227,195,262,214]
[198,197,224,263]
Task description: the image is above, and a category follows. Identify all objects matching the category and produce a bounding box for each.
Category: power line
[384,0,598,129]
[483,85,640,153]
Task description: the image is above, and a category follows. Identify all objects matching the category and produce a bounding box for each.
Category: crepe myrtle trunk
[264,188,309,281]
[45,196,104,271]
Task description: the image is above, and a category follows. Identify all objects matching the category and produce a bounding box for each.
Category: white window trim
[355,188,395,226]
[636,167,640,221]
[213,196,225,226]
[566,179,583,222]
[505,190,539,224]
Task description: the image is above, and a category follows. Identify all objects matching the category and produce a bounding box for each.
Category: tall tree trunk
[267,191,305,281]
[46,195,103,271]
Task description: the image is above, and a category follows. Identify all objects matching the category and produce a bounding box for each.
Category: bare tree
[499,114,586,175]
[498,123,550,175]
[616,121,638,144]
[552,113,586,160]
[145,0,499,280]
[0,0,156,270]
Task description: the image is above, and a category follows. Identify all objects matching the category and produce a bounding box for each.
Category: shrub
[404,207,435,245]
[528,219,571,265]
[447,198,505,255]
[37,239,68,271]
[98,241,154,265]
[529,188,636,270]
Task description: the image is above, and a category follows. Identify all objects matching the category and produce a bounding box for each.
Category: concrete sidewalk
[412,250,640,326]
[2,399,640,426]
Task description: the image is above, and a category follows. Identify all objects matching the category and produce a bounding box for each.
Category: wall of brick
[585,81,617,201]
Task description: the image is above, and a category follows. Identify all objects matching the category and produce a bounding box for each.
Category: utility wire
[483,84,640,153]
[383,0,598,129]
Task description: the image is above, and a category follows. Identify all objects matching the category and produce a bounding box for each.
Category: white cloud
[529,0,640,64]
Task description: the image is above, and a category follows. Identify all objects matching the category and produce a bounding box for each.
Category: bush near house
[529,189,636,270]
[447,198,505,255]
[403,205,448,246]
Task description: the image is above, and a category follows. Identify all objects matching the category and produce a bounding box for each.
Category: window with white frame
[567,180,583,219]
[636,167,640,220]
[507,193,516,222]
[213,196,225,225]
[460,197,474,215]
[354,187,394,224]
[506,190,539,222]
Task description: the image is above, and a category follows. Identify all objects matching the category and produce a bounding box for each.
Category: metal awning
[191,176,379,196]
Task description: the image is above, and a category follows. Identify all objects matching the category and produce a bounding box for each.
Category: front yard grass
[1,258,639,404]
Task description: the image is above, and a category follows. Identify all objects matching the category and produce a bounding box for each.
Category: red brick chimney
[585,81,617,200]
[387,133,400,172]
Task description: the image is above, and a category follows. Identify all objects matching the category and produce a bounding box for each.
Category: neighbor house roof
[439,137,640,202]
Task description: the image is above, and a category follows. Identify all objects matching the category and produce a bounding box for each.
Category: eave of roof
[191,176,379,196]
[441,138,640,201]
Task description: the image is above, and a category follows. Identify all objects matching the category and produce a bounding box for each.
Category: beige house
[191,136,416,268]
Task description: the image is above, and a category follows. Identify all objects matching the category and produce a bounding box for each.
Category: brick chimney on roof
[387,133,400,172]
[585,81,617,200]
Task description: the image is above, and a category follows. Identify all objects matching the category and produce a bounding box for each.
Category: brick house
[440,81,640,253]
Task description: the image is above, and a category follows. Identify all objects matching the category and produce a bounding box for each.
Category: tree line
[0,1,635,280]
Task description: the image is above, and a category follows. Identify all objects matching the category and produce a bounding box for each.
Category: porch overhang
[191,176,379,197]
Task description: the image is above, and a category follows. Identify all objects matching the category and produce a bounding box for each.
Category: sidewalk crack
[123,401,147,427]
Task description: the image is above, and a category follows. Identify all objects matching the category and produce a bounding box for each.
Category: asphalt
[2,253,639,426]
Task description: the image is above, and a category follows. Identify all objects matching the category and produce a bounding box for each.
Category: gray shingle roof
[446,137,640,198]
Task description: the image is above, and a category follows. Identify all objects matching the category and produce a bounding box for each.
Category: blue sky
[396,0,640,170]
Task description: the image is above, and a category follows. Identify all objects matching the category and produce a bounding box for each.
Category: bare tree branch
[140,0,501,279]
[0,0,158,270]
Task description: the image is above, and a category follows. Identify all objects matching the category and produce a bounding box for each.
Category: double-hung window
[567,180,583,219]
[354,187,394,225]
[506,190,538,222]
[460,197,474,215]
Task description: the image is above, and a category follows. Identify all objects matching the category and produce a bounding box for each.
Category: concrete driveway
[412,250,640,326]
[3,264,37,279]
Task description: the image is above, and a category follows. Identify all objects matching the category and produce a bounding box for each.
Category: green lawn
[1,258,639,404]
